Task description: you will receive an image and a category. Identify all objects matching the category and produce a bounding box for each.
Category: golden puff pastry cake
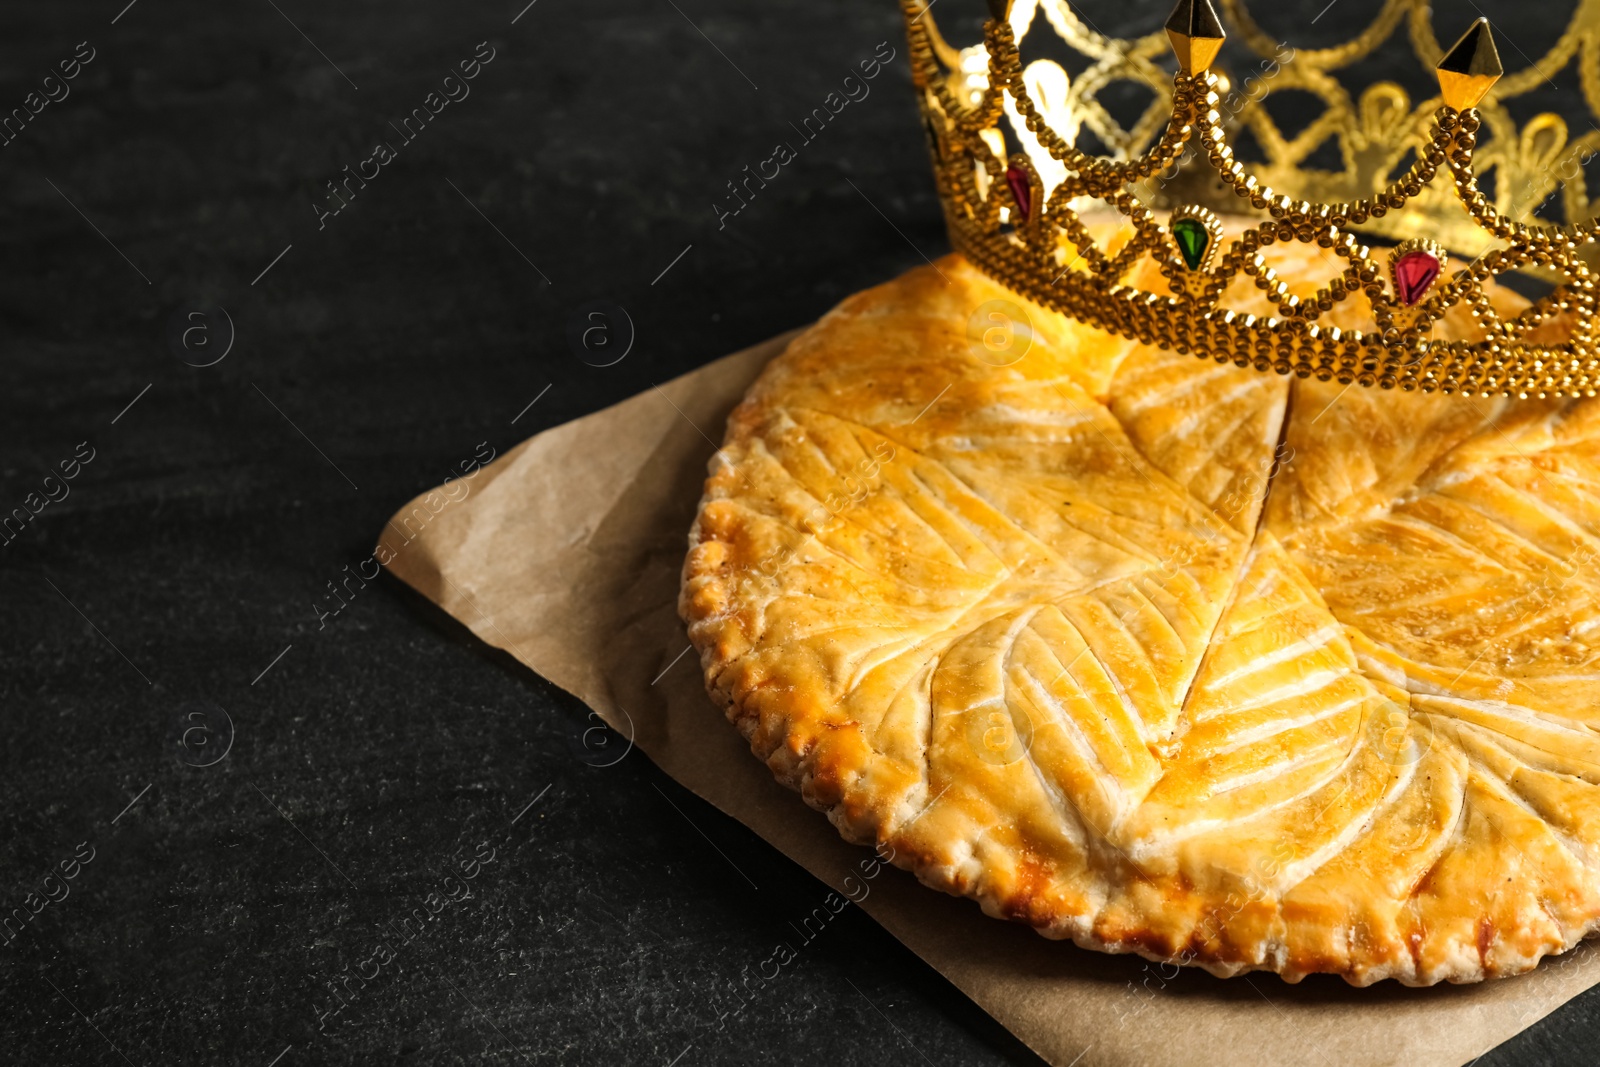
[679,225,1600,986]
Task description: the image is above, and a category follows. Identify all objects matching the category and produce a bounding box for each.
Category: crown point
[1165,0,1225,75]
[1436,17,1503,111]
[987,0,1014,22]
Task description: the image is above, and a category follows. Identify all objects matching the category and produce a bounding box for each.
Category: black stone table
[0,0,1590,1063]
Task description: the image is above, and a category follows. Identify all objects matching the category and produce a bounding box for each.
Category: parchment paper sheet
[378,331,1600,1067]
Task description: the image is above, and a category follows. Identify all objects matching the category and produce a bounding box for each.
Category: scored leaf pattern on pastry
[680,235,1600,985]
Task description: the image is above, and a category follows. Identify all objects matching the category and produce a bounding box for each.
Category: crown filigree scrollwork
[904,0,1600,397]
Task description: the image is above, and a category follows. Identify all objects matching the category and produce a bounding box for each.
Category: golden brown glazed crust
[679,231,1600,985]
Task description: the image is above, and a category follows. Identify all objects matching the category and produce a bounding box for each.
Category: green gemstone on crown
[1172,216,1210,270]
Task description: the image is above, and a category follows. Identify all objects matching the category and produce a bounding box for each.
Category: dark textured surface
[0,1,1591,1064]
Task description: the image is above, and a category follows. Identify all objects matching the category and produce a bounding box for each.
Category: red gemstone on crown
[1005,165,1032,224]
[1394,249,1441,306]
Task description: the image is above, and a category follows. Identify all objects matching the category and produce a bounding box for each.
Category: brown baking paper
[378,330,1600,1067]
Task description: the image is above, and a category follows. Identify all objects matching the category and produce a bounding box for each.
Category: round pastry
[678,224,1600,985]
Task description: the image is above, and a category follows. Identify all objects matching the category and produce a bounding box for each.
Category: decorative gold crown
[902,0,1600,397]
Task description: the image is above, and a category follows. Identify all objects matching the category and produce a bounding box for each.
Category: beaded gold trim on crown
[903,0,1600,398]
